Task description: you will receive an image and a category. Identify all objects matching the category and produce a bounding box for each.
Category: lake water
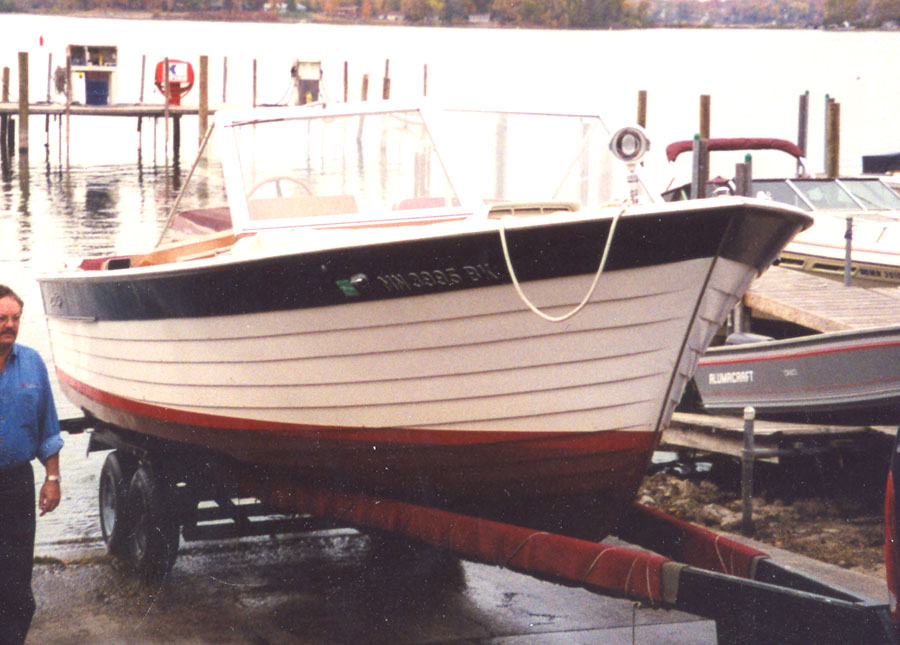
[3,14,900,549]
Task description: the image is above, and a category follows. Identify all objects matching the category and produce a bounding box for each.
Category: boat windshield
[839,178,900,210]
[437,109,615,206]
[753,178,900,212]
[752,180,812,211]
[220,106,619,230]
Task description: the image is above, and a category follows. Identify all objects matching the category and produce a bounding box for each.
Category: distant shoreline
[6,8,894,32]
[2,8,820,30]
[5,8,468,27]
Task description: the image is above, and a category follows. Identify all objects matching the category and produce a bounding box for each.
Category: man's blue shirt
[0,343,64,470]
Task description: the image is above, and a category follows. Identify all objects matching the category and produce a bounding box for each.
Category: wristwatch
[46,475,60,483]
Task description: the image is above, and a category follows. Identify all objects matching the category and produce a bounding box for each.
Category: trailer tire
[126,462,181,584]
[98,451,138,558]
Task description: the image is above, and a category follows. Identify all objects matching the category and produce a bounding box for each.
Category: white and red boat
[38,102,810,535]
[665,136,900,283]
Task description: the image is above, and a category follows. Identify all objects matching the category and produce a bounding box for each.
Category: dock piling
[44,53,51,152]
[1,67,9,158]
[382,59,390,100]
[17,52,28,155]
[826,98,840,178]
[699,94,710,139]
[735,154,752,197]
[137,55,146,160]
[222,56,228,104]
[343,61,349,102]
[741,406,756,536]
[797,91,808,175]
[690,134,709,199]
[199,55,208,147]
[637,90,647,128]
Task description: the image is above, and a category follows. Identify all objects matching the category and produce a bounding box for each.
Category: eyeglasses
[0,315,21,325]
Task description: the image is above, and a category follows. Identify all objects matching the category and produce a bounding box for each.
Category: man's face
[0,296,22,352]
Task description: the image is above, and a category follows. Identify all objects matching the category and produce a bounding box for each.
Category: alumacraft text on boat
[708,370,755,385]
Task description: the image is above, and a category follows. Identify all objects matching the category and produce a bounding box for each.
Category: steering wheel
[247,176,312,198]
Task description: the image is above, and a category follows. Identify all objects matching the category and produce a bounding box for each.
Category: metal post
[844,216,853,286]
[742,406,756,536]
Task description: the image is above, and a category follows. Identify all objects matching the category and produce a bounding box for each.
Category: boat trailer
[79,420,896,645]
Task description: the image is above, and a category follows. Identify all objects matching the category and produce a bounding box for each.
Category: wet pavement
[26,434,890,644]
[28,530,717,644]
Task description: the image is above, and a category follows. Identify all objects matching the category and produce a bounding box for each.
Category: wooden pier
[744,264,900,332]
[1,50,417,166]
[665,411,892,462]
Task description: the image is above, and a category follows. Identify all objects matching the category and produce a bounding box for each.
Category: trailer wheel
[126,462,181,584]
[98,451,137,557]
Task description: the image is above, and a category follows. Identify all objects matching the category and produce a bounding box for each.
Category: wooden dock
[744,264,900,332]
[0,102,203,118]
[664,411,893,462]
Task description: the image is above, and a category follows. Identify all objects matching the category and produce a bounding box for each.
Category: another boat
[37,102,810,536]
[665,137,900,283]
[687,326,900,426]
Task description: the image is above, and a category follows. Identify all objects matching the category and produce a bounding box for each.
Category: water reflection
[0,148,225,547]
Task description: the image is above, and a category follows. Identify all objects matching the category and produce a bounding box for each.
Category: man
[0,284,63,645]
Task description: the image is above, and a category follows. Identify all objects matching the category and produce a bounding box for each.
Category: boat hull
[39,200,807,533]
[781,211,900,283]
[692,325,900,425]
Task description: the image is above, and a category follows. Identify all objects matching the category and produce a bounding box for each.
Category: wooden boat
[37,102,810,536]
[665,137,900,283]
[688,326,900,425]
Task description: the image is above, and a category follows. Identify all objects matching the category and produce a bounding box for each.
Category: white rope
[498,201,628,322]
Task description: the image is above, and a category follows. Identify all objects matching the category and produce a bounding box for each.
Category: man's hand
[39,479,61,516]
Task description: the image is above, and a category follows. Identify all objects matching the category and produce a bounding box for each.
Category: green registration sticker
[336,280,360,296]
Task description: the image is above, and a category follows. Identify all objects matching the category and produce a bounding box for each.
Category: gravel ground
[638,451,890,576]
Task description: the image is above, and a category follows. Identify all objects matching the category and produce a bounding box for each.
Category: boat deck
[745,265,900,332]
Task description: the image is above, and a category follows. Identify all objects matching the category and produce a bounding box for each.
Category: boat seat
[247,195,358,220]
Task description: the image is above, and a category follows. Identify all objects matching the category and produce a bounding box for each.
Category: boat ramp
[666,265,900,464]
